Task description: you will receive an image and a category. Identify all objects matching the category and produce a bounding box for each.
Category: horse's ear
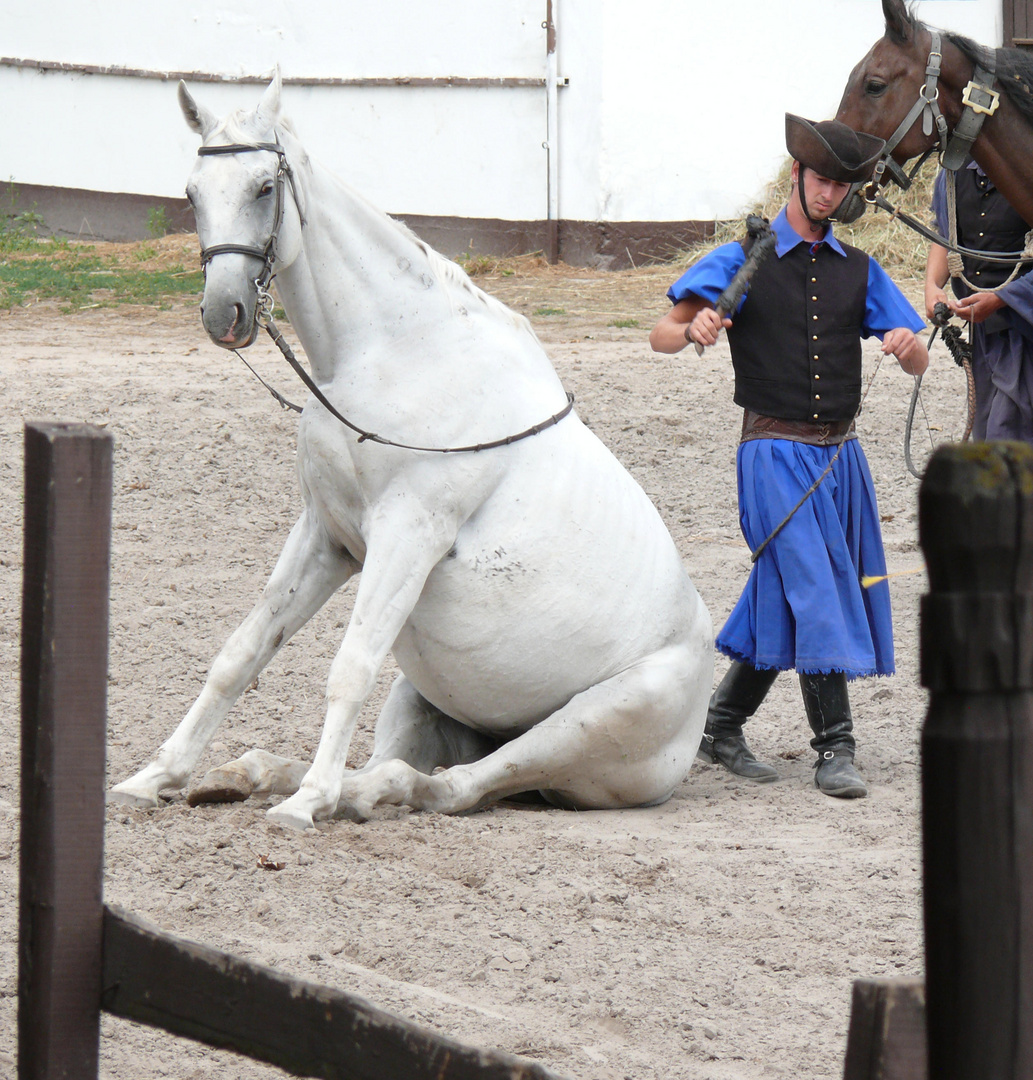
[254,66,283,131]
[178,82,217,137]
[882,0,914,43]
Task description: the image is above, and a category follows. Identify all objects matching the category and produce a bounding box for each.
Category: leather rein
[196,139,575,453]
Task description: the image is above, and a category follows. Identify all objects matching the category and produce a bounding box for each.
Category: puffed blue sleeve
[863,258,926,338]
[666,242,747,307]
[996,271,1033,346]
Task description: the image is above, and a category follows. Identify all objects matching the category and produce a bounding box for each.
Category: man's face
[793,162,852,220]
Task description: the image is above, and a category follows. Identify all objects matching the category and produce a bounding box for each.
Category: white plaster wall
[557,0,1004,222]
[0,0,1005,224]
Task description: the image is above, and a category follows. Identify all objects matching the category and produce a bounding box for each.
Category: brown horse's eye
[258,180,275,198]
[865,79,888,97]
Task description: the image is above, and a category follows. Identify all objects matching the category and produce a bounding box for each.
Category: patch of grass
[454,251,501,276]
[608,318,640,329]
[533,306,566,317]
[0,231,203,311]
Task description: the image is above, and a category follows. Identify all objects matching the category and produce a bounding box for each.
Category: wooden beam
[19,423,112,1080]
[101,905,571,1080]
[842,979,926,1080]
[918,443,1033,1080]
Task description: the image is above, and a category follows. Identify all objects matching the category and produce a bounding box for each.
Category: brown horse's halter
[852,31,1027,477]
[196,140,576,453]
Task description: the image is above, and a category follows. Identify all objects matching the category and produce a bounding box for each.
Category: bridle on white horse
[195,140,575,453]
[197,139,305,303]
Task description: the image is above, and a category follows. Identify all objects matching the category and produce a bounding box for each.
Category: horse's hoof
[107,784,160,810]
[187,766,254,807]
[266,799,315,832]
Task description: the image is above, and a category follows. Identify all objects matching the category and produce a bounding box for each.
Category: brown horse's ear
[882,0,914,43]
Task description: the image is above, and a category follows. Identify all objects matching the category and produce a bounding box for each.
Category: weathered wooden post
[918,442,1033,1079]
[19,423,112,1080]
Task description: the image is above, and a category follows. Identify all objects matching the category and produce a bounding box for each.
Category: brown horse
[836,0,1033,227]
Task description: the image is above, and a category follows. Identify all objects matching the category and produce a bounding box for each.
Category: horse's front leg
[266,501,456,831]
[108,511,357,808]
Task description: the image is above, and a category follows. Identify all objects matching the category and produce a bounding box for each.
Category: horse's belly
[391,456,703,731]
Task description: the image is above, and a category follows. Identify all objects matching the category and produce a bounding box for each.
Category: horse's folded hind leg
[109,512,357,809]
[336,639,712,818]
[323,675,498,820]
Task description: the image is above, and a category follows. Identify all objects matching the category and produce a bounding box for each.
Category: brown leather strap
[740,410,857,446]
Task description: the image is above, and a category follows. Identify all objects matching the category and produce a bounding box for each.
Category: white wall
[0,0,1004,226]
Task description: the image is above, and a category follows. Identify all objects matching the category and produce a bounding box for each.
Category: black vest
[952,167,1032,302]
[726,239,869,422]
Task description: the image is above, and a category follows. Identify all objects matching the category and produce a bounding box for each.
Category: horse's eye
[865,79,887,97]
[258,181,275,198]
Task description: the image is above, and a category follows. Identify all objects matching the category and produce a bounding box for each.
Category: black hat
[785,114,886,184]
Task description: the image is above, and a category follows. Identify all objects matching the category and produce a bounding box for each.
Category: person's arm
[650,241,747,354]
[881,327,929,376]
[925,244,950,321]
[649,297,731,353]
[864,257,929,375]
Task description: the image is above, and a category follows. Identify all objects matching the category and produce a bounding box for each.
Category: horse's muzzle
[832,187,868,225]
[201,296,260,350]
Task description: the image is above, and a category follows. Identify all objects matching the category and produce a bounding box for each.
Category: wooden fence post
[19,422,112,1080]
[918,442,1033,1080]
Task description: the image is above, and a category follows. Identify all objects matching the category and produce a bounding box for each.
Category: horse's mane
[398,224,539,341]
[949,34,1033,127]
[897,3,1033,128]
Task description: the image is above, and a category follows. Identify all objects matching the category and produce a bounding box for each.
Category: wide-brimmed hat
[785,114,886,184]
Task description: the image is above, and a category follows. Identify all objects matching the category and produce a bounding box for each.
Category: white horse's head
[180,71,306,349]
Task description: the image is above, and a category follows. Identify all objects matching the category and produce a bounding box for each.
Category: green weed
[147,205,172,238]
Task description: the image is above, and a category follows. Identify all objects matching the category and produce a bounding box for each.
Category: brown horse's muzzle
[831,184,869,225]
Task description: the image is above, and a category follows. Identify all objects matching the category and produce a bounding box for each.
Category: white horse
[109,73,713,831]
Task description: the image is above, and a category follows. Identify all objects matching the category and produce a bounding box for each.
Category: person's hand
[882,327,929,376]
[952,291,1006,324]
[925,285,949,322]
[686,307,732,348]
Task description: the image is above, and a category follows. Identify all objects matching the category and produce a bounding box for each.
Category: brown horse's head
[835,0,941,166]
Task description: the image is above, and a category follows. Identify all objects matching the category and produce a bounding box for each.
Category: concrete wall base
[6,183,716,270]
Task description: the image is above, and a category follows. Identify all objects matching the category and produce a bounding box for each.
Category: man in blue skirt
[650,115,928,798]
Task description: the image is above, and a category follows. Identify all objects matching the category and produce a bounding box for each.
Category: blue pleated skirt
[715,437,894,678]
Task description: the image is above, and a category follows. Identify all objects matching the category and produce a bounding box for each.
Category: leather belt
[740,409,856,446]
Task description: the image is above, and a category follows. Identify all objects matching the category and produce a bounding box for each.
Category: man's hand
[952,291,1006,324]
[925,285,949,322]
[687,307,733,348]
[882,327,929,376]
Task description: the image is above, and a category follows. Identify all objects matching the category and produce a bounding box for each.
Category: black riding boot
[697,661,779,782]
[799,672,867,799]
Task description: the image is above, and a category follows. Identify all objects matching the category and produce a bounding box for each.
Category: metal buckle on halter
[961,80,1000,116]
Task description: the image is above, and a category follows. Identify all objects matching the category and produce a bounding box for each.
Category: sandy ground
[0,262,968,1080]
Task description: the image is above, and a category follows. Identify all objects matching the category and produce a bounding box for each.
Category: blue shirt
[666,207,925,338]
